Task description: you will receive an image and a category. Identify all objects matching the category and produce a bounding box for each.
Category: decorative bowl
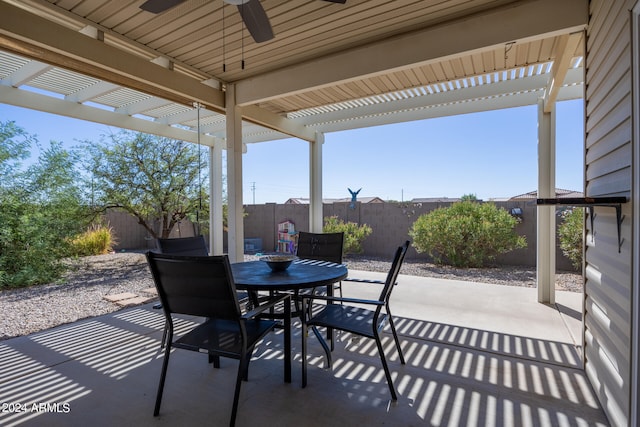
[260,254,296,272]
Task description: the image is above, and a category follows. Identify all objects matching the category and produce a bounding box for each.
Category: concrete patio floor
[0,270,609,426]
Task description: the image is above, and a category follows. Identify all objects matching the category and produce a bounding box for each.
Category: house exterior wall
[584,1,636,425]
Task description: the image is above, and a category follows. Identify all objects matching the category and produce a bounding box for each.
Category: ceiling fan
[140,0,347,43]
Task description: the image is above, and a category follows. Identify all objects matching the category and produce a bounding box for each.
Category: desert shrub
[558,208,584,270]
[0,196,72,288]
[69,224,116,256]
[409,201,526,268]
[1,125,89,288]
[323,215,372,255]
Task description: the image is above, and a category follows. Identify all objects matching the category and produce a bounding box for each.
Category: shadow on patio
[0,272,609,427]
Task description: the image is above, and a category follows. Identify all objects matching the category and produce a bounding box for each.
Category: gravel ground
[0,251,582,341]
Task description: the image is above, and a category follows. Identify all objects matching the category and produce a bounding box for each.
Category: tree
[558,208,584,270]
[1,122,89,288]
[409,201,526,267]
[323,216,372,255]
[0,121,32,184]
[84,131,208,239]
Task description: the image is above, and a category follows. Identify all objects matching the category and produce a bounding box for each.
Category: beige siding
[585,1,634,426]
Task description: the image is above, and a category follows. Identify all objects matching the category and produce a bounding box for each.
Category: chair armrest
[344,277,398,286]
[343,277,385,285]
[242,293,291,320]
[301,294,384,307]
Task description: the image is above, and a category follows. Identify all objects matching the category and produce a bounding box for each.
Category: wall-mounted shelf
[536,197,627,252]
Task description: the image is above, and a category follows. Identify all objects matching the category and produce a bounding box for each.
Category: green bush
[0,197,72,288]
[1,125,89,288]
[323,216,372,255]
[409,201,526,268]
[558,208,584,270]
[69,224,116,256]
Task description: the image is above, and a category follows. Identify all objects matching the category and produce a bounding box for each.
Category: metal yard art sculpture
[348,188,361,209]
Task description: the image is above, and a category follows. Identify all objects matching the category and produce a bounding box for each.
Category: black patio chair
[301,240,409,401]
[296,231,344,295]
[250,231,346,324]
[295,231,344,348]
[155,235,250,348]
[156,235,209,256]
[146,252,291,427]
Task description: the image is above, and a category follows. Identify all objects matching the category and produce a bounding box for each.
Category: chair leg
[374,333,398,401]
[161,320,168,349]
[154,341,173,416]
[231,355,248,427]
[209,354,221,368]
[311,326,332,369]
[242,346,255,381]
[302,316,308,388]
[327,284,334,351]
[386,310,405,365]
[283,294,292,383]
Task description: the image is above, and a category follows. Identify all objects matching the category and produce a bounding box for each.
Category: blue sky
[1,99,583,204]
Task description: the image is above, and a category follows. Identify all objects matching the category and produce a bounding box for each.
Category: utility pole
[251,182,256,204]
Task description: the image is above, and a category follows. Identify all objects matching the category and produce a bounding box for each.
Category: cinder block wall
[110,201,577,270]
[244,201,576,270]
[105,209,201,251]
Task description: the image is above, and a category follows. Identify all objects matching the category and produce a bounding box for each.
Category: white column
[537,98,556,304]
[309,132,324,232]
[209,141,224,255]
[225,84,244,262]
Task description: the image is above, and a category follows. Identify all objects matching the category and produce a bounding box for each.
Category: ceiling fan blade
[140,0,186,13]
[236,0,274,43]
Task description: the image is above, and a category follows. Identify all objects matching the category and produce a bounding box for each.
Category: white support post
[309,132,324,232]
[537,98,556,304]
[209,141,224,255]
[225,84,244,262]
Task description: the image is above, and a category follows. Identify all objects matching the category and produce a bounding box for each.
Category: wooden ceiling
[44,0,517,81]
[0,0,588,141]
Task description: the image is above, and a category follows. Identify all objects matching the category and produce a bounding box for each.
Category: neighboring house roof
[411,197,462,203]
[284,197,385,204]
[509,189,584,201]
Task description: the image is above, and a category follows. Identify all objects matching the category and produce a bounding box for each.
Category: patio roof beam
[240,104,316,142]
[543,32,584,112]
[65,81,120,103]
[0,85,218,147]
[298,85,582,134]
[0,1,225,113]
[290,68,584,129]
[2,60,52,86]
[234,0,588,106]
[114,97,173,116]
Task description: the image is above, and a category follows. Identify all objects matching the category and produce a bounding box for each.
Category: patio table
[231,258,348,293]
[231,258,348,379]
[231,258,348,317]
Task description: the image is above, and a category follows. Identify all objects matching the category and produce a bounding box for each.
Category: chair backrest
[296,231,344,264]
[146,252,240,320]
[156,235,209,256]
[379,240,410,303]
